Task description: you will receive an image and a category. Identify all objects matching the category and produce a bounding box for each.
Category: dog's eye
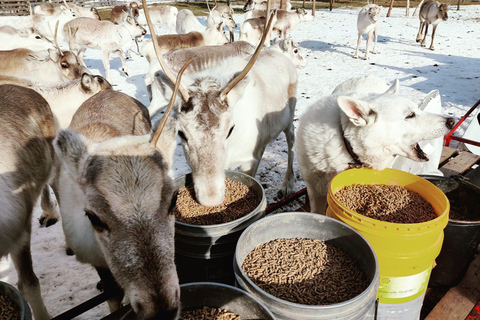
[406,112,416,119]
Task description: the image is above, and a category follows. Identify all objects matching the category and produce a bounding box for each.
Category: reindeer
[0,26,55,51]
[206,2,236,42]
[34,0,100,20]
[63,16,146,83]
[30,4,78,44]
[354,4,381,60]
[0,47,81,84]
[176,9,208,34]
[239,11,278,47]
[52,61,191,316]
[137,5,178,34]
[0,84,56,320]
[110,2,145,57]
[270,38,307,68]
[243,0,291,11]
[272,8,309,38]
[416,0,448,50]
[148,5,298,204]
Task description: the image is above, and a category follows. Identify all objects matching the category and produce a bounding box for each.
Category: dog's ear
[337,96,374,126]
[384,79,399,95]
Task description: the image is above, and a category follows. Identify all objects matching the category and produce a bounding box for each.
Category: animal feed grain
[242,238,369,305]
[0,295,20,320]
[174,178,259,225]
[334,184,437,223]
[180,306,242,319]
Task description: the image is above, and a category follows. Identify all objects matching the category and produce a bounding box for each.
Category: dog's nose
[446,117,455,129]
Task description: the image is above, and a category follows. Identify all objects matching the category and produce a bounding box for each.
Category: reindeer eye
[85,210,109,232]
[178,130,187,141]
[406,112,416,119]
[227,125,235,139]
[61,63,68,69]
[35,35,41,39]
[294,49,298,54]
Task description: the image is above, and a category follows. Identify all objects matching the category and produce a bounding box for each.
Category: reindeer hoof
[66,247,75,256]
[123,70,129,77]
[429,47,435,51]
[416,38,422,43]
[38,216,58,227]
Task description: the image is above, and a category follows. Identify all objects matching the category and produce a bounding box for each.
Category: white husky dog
[296,75,455,214]
[354,4,381,59]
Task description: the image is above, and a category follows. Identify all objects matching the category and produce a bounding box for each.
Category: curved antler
[141,0,190,102]
[54,20,64,57]
[150,58,194,149]
[219,0,274,100]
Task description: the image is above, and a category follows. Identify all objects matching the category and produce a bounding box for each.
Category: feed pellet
[174,178,259,225]
[180,306,242,320]
[0,295,20,320]
[334,184,437,223]
[242,238,369,305]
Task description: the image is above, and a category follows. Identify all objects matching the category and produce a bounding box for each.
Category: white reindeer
[151,10,298,204]
[0,26,55,51]
[63,16,147,83]
[176,9,207,34]
[243,0,292,11]
[416,0,448,50]
[53,79,187,317]
[0,84,56,320]
[206,3,237,42]
[137,5,178,34]
[34,1,100,20]
[239,11,278,47]
[272,8,310,39]
[354,4,381,59]
[0,47,81,84]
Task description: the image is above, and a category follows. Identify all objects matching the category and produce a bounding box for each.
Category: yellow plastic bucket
[326,168,449,305]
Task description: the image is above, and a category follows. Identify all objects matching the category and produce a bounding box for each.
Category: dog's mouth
[413,143,429,161]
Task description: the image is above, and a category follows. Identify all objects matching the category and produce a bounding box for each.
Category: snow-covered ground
[1,3,479,319]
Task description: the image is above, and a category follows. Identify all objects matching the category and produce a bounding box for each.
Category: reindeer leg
[10,229,50,320]
[421,23,428,47]
[372,27,378,54]
[102,51,112,84]
[39,184,59,227]
[354,33,362,58]
[364,31,373,59]
[135,36,142,56]
[77,47,88,67]
[95,267,124,313]
[429,24,437,50]
[416,21,424,42]
[277,120,296,199]
[114,49,129,78]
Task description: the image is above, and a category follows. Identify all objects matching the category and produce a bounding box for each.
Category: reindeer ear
[48,48,61,62]
[54,129,91,185]
[384,79,399,95]
[337,96,375,127]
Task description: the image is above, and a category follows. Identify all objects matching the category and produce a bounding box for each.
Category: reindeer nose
[446,117,455,130]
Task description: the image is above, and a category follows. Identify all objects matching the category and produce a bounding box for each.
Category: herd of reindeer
[0,0,451,318]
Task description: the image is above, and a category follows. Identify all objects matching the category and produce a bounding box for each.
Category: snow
[1,4,480,319]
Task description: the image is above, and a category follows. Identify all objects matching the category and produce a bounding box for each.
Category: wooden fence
[0,0,127,16]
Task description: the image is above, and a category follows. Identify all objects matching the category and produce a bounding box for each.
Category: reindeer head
[368,5,381,23]
[438,3,449,21]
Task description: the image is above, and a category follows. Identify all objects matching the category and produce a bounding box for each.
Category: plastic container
[421,175,480,288]
[175,170,266,285]
[234,212,380,320]
[120,282,275,320]
[327,168,449,319]
[0,281,32,320]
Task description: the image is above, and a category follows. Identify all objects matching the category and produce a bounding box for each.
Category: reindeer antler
[54,20,64,57]
[141,0,190,102]
[150,58,194,149]
[220,0,274,100]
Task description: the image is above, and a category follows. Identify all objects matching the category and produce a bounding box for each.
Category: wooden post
[457,0,460,11]
[387,0,394,17]
[329,0,333,11]
[406,0,410,16]
[312,0,316,16]
[413,0,424,16]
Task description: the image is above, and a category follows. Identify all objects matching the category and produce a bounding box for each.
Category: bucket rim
[174,170,266,230]
[234,212,380,311]
[328,168,450,229]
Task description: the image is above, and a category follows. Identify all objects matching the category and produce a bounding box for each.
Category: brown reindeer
[416,0,449,50]
[0,84,56,320]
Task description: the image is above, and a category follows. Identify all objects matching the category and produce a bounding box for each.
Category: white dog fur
[295,75,455,214]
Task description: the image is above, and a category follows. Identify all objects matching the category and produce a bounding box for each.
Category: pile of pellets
[242,238,369,305]
[334,184,437,223]
[180,306,242,320]
[174,178,259,225]
[0,295,20,320]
